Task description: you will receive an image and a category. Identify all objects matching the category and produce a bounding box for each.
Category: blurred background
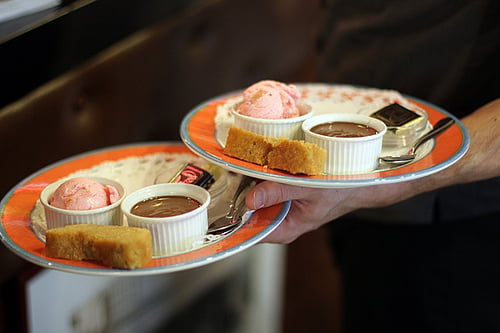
[0,0,342,332]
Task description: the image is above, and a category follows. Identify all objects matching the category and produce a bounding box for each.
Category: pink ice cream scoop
[236,80,308,119]
[49,177,121,210]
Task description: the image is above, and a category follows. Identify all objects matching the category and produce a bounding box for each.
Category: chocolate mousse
[311,122,378,138]
[131,195,201,218]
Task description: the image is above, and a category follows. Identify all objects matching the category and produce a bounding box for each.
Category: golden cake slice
[223,126,276,165]
[223,126,326,175]
[45,224,152,269]
[268,139,327,175]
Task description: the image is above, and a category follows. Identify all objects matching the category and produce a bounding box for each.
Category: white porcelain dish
[121,183,210,257]
[231,108,312,140]
[302,114,387,175]
[40,176,125,230]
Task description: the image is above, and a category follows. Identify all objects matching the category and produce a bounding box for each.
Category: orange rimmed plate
[0,143,290,276]
[181,84,470,188]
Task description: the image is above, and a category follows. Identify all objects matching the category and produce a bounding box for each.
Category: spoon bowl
[207,176,255,234]
[380,154,416,164]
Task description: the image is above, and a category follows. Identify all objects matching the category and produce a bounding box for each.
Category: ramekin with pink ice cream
[230,80,313,140]
[40,176,125,229]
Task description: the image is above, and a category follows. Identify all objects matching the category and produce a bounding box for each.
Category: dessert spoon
[379,117,455,164]
[207,175,255,234]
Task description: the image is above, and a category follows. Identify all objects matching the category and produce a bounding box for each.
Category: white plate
[0,143,290,276]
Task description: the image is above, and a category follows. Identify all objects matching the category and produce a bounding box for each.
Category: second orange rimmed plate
[181,84,470,188]
[0,143,290,276]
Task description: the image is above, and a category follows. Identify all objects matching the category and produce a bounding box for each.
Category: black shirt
[317,0,500,223]
[318,0,500,118]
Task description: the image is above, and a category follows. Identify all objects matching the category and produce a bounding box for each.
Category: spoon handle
[226,175,254,218]
[409,117,455,155]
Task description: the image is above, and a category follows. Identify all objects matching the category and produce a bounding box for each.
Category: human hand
[245,180,409,244]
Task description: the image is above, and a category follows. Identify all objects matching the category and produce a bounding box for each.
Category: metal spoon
[208,203,252,235]
[207,175,255,234]
[379,117,455,164]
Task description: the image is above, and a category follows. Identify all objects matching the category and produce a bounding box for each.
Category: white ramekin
[231,108,313,140]
[121,183,210,257]
[40,177,125,230]
[302,114,387,175]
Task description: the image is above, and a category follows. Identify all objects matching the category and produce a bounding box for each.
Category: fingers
[245,180,346,244]
[245,181,309,210]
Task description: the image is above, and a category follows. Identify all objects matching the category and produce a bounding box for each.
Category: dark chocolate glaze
[371,103,421,127]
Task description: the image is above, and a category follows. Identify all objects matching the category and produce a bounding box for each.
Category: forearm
[412,98,499,189]
[445,98,500,184]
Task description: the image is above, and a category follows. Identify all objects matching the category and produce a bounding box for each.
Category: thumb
[245,180,307,210]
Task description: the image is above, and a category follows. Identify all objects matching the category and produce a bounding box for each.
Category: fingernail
[253,188,265,209]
